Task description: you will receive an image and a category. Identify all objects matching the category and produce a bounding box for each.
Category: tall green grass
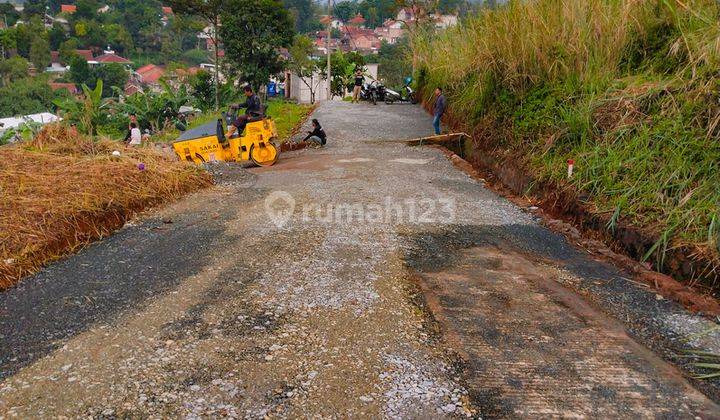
[414,0,720,270]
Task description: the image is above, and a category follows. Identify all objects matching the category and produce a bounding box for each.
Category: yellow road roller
[173,110,279,166]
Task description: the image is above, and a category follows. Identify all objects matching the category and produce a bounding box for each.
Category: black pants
[232,115,250,132]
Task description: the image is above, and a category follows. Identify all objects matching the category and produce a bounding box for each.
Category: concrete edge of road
[421,142,720,404]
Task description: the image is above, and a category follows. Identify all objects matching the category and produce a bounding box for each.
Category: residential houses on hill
[315,8,458,55]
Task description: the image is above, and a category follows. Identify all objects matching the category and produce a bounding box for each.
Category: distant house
[161,6,173,26]
[95,50,132,65]
[342,26,381,53]
[0,113,62,139]
[313,31,341,54]
[97,5,111,13]
[433,13,458,29]
[393,8,458,29]
[319,15,343,29]
[135,64,165,87]
[60,4,77,14]
[374,20,405,44]
[75,50,96,63]
[396,7,416,23]
[124,81,143,96]
[49,50,95,69]
[52,49,98,66]
[49,82,80,96]
[347,13,366,28]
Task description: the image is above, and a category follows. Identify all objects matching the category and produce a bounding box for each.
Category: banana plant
[111,81,192,133]
[53,80,111,136]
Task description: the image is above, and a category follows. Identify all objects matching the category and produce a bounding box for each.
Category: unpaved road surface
[2,102,720,418]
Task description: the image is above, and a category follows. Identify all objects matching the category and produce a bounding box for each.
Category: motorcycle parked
[384,82,418,105]
[360,82,377,104]
[360,80,388,105]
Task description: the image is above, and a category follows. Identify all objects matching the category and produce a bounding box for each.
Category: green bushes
[413,0,720,266]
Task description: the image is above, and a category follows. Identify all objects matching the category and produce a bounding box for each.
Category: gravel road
[1,101,719,418]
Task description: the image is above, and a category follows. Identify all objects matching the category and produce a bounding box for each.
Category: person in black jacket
[226,85,263,139]
[302,119,326,147]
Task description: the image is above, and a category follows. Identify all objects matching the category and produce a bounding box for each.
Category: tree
[334,1,357,22]
[190,69,215,110]
[68,54,93,86]
[0,3,21,27]
[220,0,294,92]
[110,81,192,132]
[30,36,51,70]
[182,49,209,66]
[0,29,17,59]
[287,35,322,103]
[377,38,412,87]
[327,50,363,96]
[104,24,134,55]
[0,56,30,87]
[49,23,67,50]
[76,0,100,20]
[0,77,66,117]
[160,23,182,63]
[23,0,48,18]
[14,22,37,58]
[74,19,106,48]
[94,63,129,97]
[283,0,316,33]
[54,80,110,135]
[59,38,80,63]
[394,0,442,69]
[167,0,229,110]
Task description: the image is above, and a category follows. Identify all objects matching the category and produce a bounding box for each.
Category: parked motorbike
[360,80,388,105]
[360,82,377,105]
[375,81,387,103]
[384,82,418,104]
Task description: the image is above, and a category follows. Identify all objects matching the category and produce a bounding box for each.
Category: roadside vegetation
[0,97,312,290]
[413,0,720,278]
[0,125,211,290]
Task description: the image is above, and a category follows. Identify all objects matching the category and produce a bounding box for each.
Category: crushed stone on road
[1,101,719,418]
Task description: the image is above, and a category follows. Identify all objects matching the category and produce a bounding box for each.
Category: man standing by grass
[433,87,446,135]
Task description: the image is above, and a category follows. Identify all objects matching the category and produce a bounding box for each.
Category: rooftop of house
[162,6,173,15]
[95,52,132,64]
[0,113,62,131]
[49,82,79,95]
[60,4,77,14]
[74,50,95,62]
[136,64,165,84]
[348,13,366,25]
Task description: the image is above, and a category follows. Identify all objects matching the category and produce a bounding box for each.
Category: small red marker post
[567,159,575,179]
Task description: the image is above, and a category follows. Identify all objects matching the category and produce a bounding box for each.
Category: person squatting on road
[302,119,327,148]
[433,87,446,135]
[226,85,263,139]
[352,69,364,103]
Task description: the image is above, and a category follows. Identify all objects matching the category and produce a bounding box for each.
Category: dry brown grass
[0,125,212,289]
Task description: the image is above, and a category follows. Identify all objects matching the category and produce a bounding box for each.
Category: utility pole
[326,0,332,101]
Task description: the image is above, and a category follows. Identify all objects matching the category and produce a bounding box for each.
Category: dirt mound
[0,125,212,289]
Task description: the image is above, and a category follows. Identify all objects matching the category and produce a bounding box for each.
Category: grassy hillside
[414,0,720,275]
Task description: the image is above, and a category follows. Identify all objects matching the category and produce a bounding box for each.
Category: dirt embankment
[0,125,212,290]
[420,99,720,313]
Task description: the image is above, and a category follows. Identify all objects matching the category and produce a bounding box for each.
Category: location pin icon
[264,191,296,228]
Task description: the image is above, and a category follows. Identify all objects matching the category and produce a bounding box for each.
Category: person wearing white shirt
[128,122,142,146]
